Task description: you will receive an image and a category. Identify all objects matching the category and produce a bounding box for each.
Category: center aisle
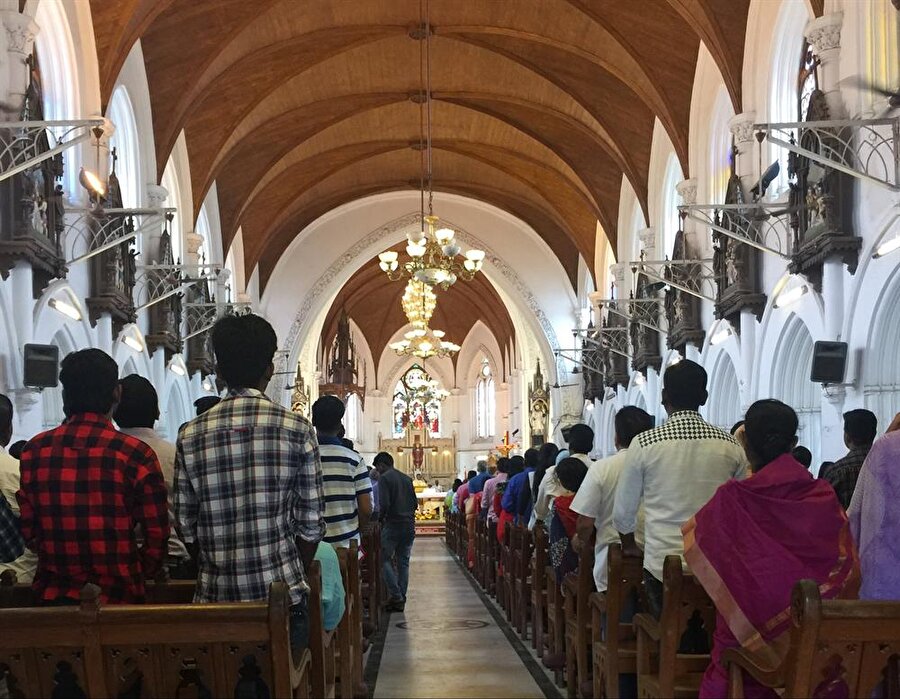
[372,537,551,699]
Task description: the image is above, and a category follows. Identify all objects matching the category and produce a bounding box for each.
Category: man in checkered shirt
[613,360,748,618]
[17,349,169,604]
[0,497,24,564]
[175,313,325,649]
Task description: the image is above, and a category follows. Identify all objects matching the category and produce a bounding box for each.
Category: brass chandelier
[390,278,461,359]
[376,0,485,291]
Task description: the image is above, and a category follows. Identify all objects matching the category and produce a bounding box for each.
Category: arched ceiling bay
[321,246,516,377]
[89,0,759,289]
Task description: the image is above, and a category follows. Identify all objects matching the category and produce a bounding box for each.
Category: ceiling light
[48,297,82,321]
[634,373,646,386]
[874,236,900,258]
[169,362,186,376]
[391,325,460,358]
[122,335,143,352]
[775,284,808,308]
[202,378,214,392]
[78,167,106,199]
[710,327,733,346]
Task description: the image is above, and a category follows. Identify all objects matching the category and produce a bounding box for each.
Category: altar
[415,487,447,524]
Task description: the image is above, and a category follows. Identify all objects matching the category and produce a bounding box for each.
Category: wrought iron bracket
[553,348,607,373]
[0,118,105,183]
[63,207,176,265]
[629,258,717,303]
[590,298,668,335]
[184,301,252,341]
[755,117,900,191]
[134,264,223,312]
[678,202,796,260]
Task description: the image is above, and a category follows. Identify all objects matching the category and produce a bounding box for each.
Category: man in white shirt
[0,393,37,584]
[613,360,747,617]
[533,424,594,523]
[114,374,192,576]
[571,406,655,591]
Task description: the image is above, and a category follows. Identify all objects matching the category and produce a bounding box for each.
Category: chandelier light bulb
[465,249,485,262]
[435,227,455,244]
[407,242,427,258]
[442,242,461,257]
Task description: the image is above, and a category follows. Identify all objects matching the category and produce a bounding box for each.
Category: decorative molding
[2,12,38,55]
[185,231,204,256]
[728,112,757,145]
[805,12,843,54]
[676,178,698,206]
[638,227,656,252]
[146,184,168,209]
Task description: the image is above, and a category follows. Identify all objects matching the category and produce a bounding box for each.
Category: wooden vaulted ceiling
[88,0,777,358]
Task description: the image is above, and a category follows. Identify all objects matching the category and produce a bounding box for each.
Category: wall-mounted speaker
[810,341,848,384]
[23,344,60,389]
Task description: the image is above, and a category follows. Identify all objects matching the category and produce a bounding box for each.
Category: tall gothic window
[660,154,683,257]
[345,393,362,442]
[475,358,495,439]
[392,364,441,438]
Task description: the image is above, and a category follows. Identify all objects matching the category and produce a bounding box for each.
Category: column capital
[676,178,698,206]
[805,12,842,55]
[185,230,204,255]
[146,184,169,208]
[728,112,757,145]
[609,262,628,287]
[2,11,38,55]
[638,227,656,253]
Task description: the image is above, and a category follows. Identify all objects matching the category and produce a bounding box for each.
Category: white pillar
[676,178,701,254]
[638,227,657,260]
[805,13,844,119]
[728,112,757,192]
[0,10,38,120]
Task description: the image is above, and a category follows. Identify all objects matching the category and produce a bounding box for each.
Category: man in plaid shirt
[17,349,169,604]
[175,313,325,649]
[0,497,24,563]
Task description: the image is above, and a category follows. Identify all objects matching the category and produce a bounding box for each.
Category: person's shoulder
[635,415,738,449]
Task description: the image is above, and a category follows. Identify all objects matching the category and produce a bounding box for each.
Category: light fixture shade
[379,251,399,263]
[465,249,486,262]
[434,227,455,244]
[122,335,144,352]
[79,167,106,198]
[48,297,82,321]
[408,230,427,244]
[442,243,461,257]
[407,242,427,258]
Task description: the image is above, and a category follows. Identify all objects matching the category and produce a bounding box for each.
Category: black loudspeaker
[23,343,60,388]
[810,341,848,384]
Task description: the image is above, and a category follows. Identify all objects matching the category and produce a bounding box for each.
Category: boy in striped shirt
[312,396,373,548]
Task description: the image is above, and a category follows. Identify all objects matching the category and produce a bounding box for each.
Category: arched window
[160,160,184,263]
[798,42,820,120]
[392,364,442,438]
[107,86,140,209]
[708,88,734,204]
[475,359,495,439]
[345,393,362,442]
[630,199,644,261]
[660,155,683,258]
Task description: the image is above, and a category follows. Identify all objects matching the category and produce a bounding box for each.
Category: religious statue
[528,361,550,446]
[412,436,424,470]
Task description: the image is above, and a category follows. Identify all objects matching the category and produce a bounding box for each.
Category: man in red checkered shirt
[17,349,169,604]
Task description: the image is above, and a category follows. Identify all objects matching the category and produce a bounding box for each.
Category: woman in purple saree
[683,399,859,698]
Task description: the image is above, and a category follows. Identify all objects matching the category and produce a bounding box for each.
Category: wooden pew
[360,522,383,633]
[564,542,596,698]
[531,525,549,657]
[0,582,311,698]
[0,573,196,607]
[514,525,534,636]
[590,544,643,699]
[487,520,499,597]
[545,558,568,687]
[634,555,715,698]
[723,579,900,699]
[335,541,366,699]
[502,524,518,621]
[307,559,338,699]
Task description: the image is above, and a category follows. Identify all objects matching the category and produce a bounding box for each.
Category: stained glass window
[475,359,495,439]
[392,364,442,438]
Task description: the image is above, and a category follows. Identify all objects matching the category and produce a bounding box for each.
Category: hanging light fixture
[401,279,437,328]
[376,0,484,289]
[390,326,461,359]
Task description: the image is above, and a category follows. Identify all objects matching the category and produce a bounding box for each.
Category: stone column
[0,10,38,120]
[728,112,757,194]
[638,227,657,260]
[145,184,169,262]
[805,12,844,119]
[676,178,701,254]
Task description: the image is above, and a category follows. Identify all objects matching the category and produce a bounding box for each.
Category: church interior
[0,0,898,697]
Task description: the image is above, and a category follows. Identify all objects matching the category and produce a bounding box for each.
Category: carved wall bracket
[629,257,718,303]
[0,118,103,184]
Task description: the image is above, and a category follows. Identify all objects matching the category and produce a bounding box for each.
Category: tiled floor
[372,538,547,699]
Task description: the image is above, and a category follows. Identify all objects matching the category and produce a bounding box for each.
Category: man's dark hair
[615,406,654,448]
[568,423,594,454]
[730,420,745,436]
[466,469,477,482]
[744,399,798,468]
[451,478,462,492]
[496,457,511,474]
[0,394,12,447]
[524,448,540,470]
[508,455,525,476]
[59,349,119,416]
[194,396,220,416]
[341,438,355,450]
[792,446,813,468]
[114,374,159,429]
[556,457,588,493]
[662,359,708,411]
[373,451,394,470]
[8,440,26,460]
[312,395,345,433]
[844,409,877,447]
[211,313,278,389]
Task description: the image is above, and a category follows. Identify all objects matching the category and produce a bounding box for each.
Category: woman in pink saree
[683,399,859,699]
